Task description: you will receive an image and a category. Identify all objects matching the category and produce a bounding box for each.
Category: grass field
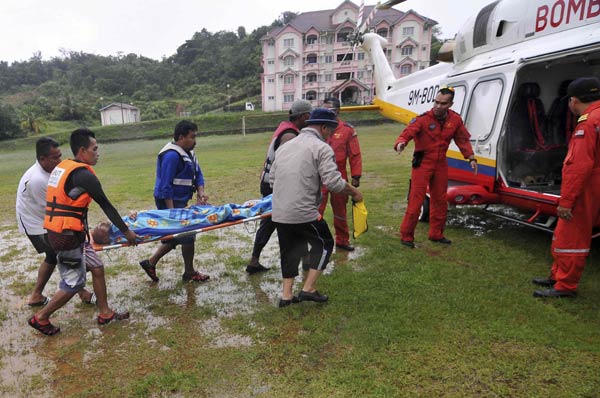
[0,124,599,398]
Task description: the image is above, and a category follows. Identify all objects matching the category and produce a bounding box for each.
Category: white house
[99,103,141,126]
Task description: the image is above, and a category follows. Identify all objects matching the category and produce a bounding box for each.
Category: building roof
[99,102,139,112]
[262,1,437,40]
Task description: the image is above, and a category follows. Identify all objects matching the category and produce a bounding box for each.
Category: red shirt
[394,109,474,162]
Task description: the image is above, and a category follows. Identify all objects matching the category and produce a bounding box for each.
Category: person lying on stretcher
[91,196,272,246]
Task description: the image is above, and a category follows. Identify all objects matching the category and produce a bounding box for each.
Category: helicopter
[346,0,600,233]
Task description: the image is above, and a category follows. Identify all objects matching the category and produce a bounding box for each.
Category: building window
[306,73,317,83]
[325,35,334,44]
[284,56,295,67]
[325,55,333,63]
[357,52,365,60]
[268,96,275,100]
[306,35,317,44]
[284,75,294,84]
[284,38,294,47]
[400,64,412,75]
[402,27,414,36]
[422,46,427,52]
[401,46,413,56]
[337,28,352,42]
[267,60,274,65]
[336,72,351,80]
[284,94,294,103]
[306,53,317,64]
[377,28,388,38]
[337,53,353,62]
[357,71,364,79]
[325,74,332,82]
[267,78,275,83]
[306,90,317,100]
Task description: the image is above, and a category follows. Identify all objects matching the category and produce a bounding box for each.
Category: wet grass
[0,125,599,397]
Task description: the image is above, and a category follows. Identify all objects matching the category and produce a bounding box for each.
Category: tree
[277,11,298,26]
[0,103,23,140]
[237,26,246,39]
[19,104,47,135]
[430,26,444,65]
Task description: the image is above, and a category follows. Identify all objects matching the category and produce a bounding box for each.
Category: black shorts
[26,234,58,265]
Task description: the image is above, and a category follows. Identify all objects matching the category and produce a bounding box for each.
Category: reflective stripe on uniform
[553,248,589,254]
[173,178,193,186]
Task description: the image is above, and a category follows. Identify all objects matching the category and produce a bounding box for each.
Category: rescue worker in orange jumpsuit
[533,77,600,298]
[394,87,477,248]
[319,97,362,251]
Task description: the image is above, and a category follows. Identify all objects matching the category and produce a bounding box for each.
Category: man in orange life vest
[394,87,477,248]
[319,97,362,252]
[28,128,138,336]
[533,77,600,298]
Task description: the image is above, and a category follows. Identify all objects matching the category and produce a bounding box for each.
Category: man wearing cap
[269,108,362,307]
[394,87,477,248]
[320,97,363,252]
[533,77,600,298]
[244,99,313,274]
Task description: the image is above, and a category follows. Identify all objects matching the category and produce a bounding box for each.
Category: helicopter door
[452,78,504,189]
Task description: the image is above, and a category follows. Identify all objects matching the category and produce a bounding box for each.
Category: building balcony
[303,81,319,88]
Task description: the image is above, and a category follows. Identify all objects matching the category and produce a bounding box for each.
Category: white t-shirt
[16,162,50,236]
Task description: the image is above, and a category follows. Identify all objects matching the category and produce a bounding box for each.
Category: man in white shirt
[16,138,94,306]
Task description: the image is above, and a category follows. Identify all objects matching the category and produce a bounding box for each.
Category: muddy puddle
[447,204,532,236]
[0,221,364,396]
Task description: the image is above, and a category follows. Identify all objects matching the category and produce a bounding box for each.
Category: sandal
[82,292,97,305]
[139,259,159,282]
[182,271,210,282]
[27,296,50,307]
[97,311,130,325]
[28,315,60,336]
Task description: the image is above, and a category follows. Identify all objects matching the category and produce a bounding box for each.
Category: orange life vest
[44,159,96,233]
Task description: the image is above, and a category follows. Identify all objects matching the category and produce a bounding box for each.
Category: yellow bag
[352,200,368,239]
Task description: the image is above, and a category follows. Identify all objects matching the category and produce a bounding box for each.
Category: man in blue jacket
[139,120,210,282]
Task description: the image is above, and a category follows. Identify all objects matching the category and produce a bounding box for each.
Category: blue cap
[306,108,338,128]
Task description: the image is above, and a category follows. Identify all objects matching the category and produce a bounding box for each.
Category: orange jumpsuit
[318,118,362,246]
[551,101,600,292]
[394,109,474,242]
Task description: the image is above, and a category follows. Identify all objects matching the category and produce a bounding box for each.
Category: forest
[0,11,440,141]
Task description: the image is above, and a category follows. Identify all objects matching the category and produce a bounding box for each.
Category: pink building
[260,0,437,112]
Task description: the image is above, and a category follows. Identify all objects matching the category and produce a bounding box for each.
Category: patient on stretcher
[91,196,272,246]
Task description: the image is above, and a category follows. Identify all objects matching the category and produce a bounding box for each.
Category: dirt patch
[0,222,364,397]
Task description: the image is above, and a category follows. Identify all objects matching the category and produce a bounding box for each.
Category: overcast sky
[0,0,494,64]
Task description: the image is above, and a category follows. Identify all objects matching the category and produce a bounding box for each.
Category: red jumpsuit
[394,109,474,242]
[318,118,362,246]
[550,101,600,292]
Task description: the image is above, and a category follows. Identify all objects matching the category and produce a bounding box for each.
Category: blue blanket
[106,195,271,245]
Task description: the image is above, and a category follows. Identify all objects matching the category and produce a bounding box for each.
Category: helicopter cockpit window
[465,79,503,142]
[473,0,500,48]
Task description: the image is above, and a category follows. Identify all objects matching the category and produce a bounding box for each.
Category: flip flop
[27,296,50,307]
[97,311,130,325]
[82,292,97,305]
[182,271,210,282]
[28,315,60,336]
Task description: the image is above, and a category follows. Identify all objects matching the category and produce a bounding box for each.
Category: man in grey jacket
[269,108,363,307]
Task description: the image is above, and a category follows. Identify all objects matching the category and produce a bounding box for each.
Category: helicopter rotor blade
[377,0,407,10]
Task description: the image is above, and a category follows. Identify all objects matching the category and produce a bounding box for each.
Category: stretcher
[92,196,272,252]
